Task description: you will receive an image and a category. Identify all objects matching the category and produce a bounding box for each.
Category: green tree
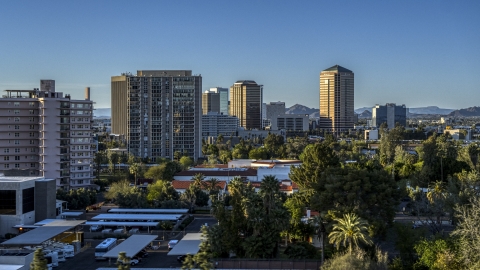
[129,163,140,186]
[179,156,193,169]
[116,187,148,208]
[452,196,480,269]
[144,161,181,181]
[56,188,97,210]
[264,133,285,158]
[117,251,130,270]
[105,180,131,201]
[30,248,48,270]
[414,237,461,270]
[108,151,119,175]
[248,147,269,160]
[328,213,372,254]
[146,180,179,206]
[94,151,106,181]
[192,225,213,270]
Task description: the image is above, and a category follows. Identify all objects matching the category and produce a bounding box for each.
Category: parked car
[168,240,178,250]
[114,228,125,234]
[117,258,139,266]
[129,228,140,234]
[90,224,103,232]
[101,229,112,234]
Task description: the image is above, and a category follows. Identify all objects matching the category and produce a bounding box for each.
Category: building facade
[229,80,263,130]
[372,103,407,128]
[209,87,229,115]
[111,70,202,161]
[202,90,220,115]
[319,65,354,132]
[0,80,94,189]
[270,114,309,131]
[201,112,239,139]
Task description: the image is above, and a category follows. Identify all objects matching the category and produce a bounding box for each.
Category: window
[14,117,20,122]
[15,164,20,168]
[30,148,35,152]
[29,132,35,137]
[29,140,35,145]
[22,187,35,214]
[15,148,20,153]
[15,125,19,130]
[77,180,84,184]
[14,110,20,114]
[14,102,19,106]
[4,164,9,169]
[0,190,16,215]
[4,149,9,153]
[15,133,19,137]
[31,163,35,167]
[29,125,35,129]
[15,156,20,160]
[4,156,9,161]
[14,140,20,145]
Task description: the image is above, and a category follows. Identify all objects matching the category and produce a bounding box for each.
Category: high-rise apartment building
[229,80,263,130]
[202,90,220,115]
[209,87,229,115]
[0,80,94,189]
[201,112,239,139]
[111,70,202,161]
[372,103,407,128]
[319,65,354,132]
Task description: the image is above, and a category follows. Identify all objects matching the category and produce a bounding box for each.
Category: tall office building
[229,80,263,130]
[319,65,354,132]
[0,80,94,189]
[202,90,220,115]
[372,103,407,128]
[111,70,202,161]
[209,87,229,115]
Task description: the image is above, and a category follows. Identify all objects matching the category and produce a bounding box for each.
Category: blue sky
[0,1,479,110]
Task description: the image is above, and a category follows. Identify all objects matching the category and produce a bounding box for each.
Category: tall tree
[129,162,140,186]
[30,248,48,270]
[328,213,372,254]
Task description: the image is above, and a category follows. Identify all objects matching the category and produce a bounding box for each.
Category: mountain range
[93,105,480,118]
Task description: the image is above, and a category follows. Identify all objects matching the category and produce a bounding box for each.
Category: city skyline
[0,1,479,109]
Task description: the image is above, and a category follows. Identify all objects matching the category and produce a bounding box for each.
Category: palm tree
[129,162,140,186]
[328,213,372,254]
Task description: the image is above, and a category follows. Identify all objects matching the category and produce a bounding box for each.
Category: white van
[168,240,179,250]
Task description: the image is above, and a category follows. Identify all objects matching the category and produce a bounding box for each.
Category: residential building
[319,65,355,132]
[0,80,94,189]
[209,87,229,115]
[270,114,309,131]
[372,103,407,128]
[202,90,220,115]
[201,112,239,139]
[111,70,202,161]
[229,80,263,130]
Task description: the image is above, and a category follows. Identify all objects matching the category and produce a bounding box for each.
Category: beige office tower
[319,65,354,132]
[0,80,94,189]
[229,80,263,130]
[202,90,220,115]
[111,70,202,161]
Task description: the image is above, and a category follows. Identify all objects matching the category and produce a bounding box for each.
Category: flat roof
[85,221,158,227]
[59,212,83,217]
[103,235,157,258]
[0,176,45,182]
[108,209,189,214]
[1,220,85,246]
[167,233,202,256]
[0,265,23,270]
[34,219,58,226]
[92,214,182,221]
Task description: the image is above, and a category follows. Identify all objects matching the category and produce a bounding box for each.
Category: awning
[102,235,157,259]
[167,233,202,256]
[1,220,85,246]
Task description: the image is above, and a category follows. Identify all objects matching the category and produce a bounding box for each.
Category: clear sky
[0,1,479,110]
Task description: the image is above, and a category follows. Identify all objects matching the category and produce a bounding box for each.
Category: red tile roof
[171,180,227,190]
[175,168,257,177]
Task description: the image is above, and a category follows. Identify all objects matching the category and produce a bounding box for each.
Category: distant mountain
[355,107,372,114]
[408,106,454,115]
[94,108,111,117]
[358,110,372,118]
[285,104,319,118]
[448,106,480,117]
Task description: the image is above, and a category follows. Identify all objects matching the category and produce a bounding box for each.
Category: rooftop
[322,65,353,73]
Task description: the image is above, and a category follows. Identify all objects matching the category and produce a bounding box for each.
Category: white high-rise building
[0,80,94,189]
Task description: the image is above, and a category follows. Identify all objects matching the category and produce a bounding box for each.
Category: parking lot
[56,216,218,270]
[56,239,182,270]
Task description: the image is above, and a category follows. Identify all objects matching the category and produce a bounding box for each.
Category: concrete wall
[35,178,57,222]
